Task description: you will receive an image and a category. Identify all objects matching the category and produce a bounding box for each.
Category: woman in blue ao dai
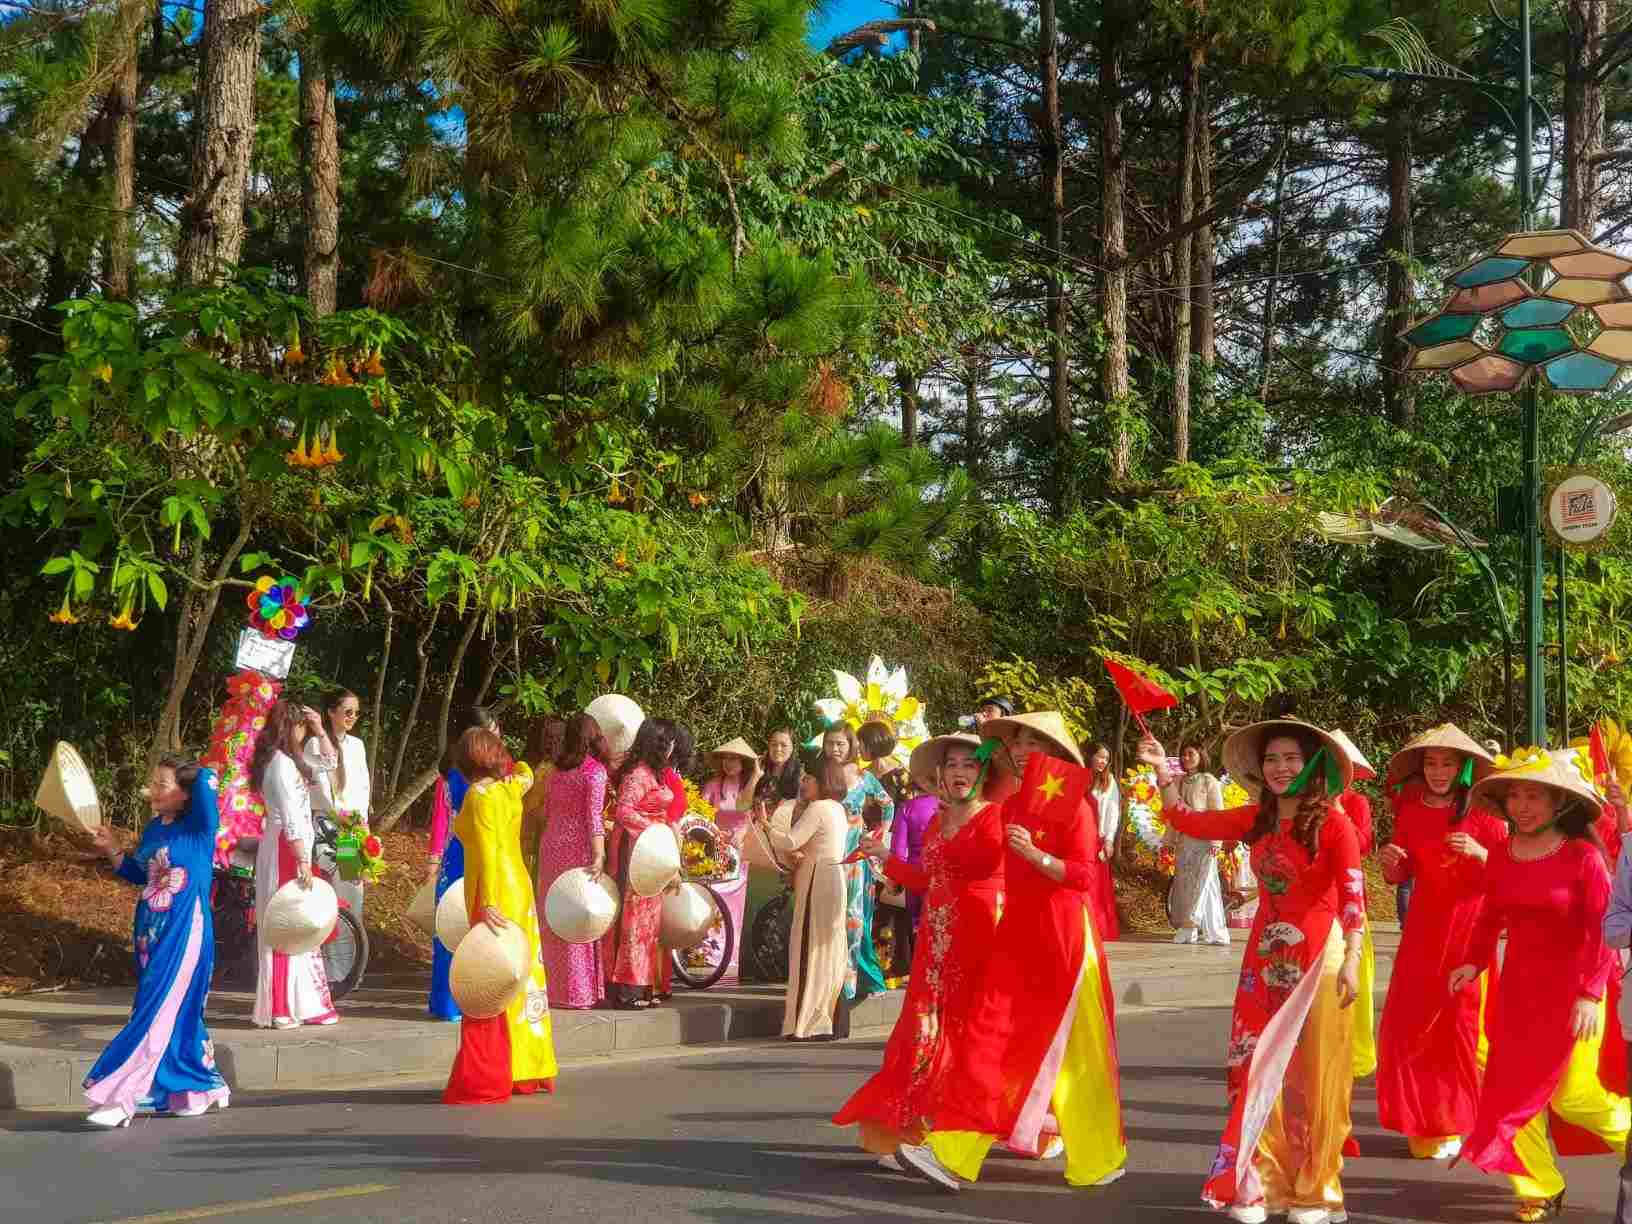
[84,758,230,1127]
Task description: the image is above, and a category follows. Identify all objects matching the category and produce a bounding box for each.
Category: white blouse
[311,733,370,820]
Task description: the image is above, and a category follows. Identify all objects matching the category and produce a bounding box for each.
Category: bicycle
[667,880,737,990]
[746,871,796,983]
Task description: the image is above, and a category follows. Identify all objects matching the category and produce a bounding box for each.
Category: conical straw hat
[544,867,621,944]
[710,737,759,766]
[262,878,338,955]
[980,712,1084,767]
[407,878,437,935]
[34,741,101,834]
[909,733,983,791]
[1386,723,1497,787]
[435,881,472,951]
[1328,730,1376,782]
[628,823,682,897]
[741,800,795,872]
[1222,719,1354,797]
[449,921,530,1019]
[587,694,644,756]
[1468,745,1605,815]
[659,881,720,951]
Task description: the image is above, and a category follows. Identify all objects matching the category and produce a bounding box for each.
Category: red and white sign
[1549,473,1618,544]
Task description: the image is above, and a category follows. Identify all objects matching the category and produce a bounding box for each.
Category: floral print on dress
[201,1038,216,1069]
[142,847,187,911]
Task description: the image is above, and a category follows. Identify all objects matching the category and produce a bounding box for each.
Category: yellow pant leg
[1053,911,1128,1187]
[1351,921,1377,1079]
[925,1131,996,1182]
[1509,1000,1630,1201]
[1476,970,1490,1073]
[1408,1135,1458,1158]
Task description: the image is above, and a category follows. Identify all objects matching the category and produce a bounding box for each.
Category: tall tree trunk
[1562,0,1606,233]
[963,355,985,485]
[175,0,261,286]
[897,367,920,447]
[377,608,485,832]
[1040,0,1071,507]
[366,587,394,793]
[1100,7,1132,483]
[1258,151,1287,404]
[1192,70,1215,376]
[1171,43,1203,463]
[105,6,142,301]
[386,608,441,801]
[1383,91,1416,429]
[299,38,340,316]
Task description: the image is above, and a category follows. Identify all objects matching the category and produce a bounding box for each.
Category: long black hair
[1244,727,1334,859]
[615,718,677,789]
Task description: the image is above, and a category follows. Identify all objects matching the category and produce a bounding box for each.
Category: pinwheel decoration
[810,656,930,757]
[245,575,311,641]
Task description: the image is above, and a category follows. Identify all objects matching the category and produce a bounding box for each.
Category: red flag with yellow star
[1014,749,1090,826]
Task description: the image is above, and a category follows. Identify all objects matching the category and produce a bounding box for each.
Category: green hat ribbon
[1457,757,1475,788]
[1284,746,1342,797]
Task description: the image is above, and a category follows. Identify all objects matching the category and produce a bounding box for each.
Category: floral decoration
[1492,745,1550,772]
[142,848,187,912]
[677,814,740,883]
[683,778,717,823]
[201,669,282,868]
[810,655,930,758]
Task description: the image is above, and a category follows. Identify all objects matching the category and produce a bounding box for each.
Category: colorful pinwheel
[245,575,312,641]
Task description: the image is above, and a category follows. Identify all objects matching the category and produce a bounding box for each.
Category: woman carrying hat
[1447,748,1630,1222]
[1141,719,1366,1224]
[535,712,610,1010]
[834,733,1006,1155]
[1372,725,1506,1161]
[604,718,678,1009]
[83,758,231,1126]
[443,727,557,1104]
[895,712,1126,1193]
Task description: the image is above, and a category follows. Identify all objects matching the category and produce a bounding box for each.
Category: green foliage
[975,658,1097,743]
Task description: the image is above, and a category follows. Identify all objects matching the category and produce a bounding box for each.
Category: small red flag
[1104,658,1178,717]
[1591,721,1613,788]
[1014,750,1090,825]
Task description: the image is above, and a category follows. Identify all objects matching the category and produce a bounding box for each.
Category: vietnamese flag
[1104,657,1178,716]
[1015,750,1091,826]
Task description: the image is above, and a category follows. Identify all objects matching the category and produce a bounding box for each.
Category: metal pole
[1518,0,1546,746]
[1424,501,1519,751]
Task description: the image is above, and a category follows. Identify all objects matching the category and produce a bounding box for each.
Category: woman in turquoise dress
[822,725,894,1008]
[84,758,230,1126]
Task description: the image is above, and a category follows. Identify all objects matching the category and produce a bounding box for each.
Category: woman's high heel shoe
[86,1107,132,1129]
[1514,1191,1564,1223]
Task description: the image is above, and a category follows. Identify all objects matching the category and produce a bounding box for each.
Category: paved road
[1,1003,1617,1224]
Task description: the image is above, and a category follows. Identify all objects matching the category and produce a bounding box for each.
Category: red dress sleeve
[1576,845,1615,1002]
[884,857,929,894]
[1049,798,1097,891]
[1167,801,1258,842]
[1466,854,1506,972]
[1324,811,1366,934]
[1340,791,1374,855]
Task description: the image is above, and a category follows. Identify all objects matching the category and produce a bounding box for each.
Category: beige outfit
[770,798,849,1038]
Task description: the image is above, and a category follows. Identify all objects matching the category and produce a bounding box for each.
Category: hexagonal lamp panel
[1400,228,1632,396]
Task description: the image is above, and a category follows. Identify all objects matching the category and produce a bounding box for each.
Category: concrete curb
[0,990,907,1111]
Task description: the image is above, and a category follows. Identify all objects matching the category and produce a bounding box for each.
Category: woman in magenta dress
[604,718,677,1009]
[1374,724,1505,1161]
[1144,720,1366,1224]
[1448,747,1630,1222]
[834,733,1005,1156]
[536,712,610,1009]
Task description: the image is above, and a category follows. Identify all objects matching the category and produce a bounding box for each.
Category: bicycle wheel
[1164,877,1181,929]
[322,906,369,1001]
[748,888,794,983]
[669,884,735,991]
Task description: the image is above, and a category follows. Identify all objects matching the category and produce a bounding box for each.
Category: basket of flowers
[334,825,387,884]
[676,814,740,884]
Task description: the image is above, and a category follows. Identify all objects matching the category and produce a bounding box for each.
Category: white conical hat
[34,741,101,834]
[407,878,437,936]
[1468,745,1605,814]
[1328,730,1377,782]
[262,878,338,955]
[627,823,681,897]
[544,867,621,944]
[741,799,795,873]
[435,880,472,950]
[659,882,720,951]
[587,694,645,756]
[1386,723,1496,787]
[908,732,983,791]
[1222,719,1354,796]
[449,921,530,1019]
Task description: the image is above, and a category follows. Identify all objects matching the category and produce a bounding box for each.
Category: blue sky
[808,0,902,51]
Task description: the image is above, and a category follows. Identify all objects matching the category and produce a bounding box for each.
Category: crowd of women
[75,681,1632,1224]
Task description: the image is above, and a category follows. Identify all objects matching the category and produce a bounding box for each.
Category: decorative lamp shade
[587,694,645,756]
[407,879,438,936]
[449,922,530,1019]
[262,878,338,955]
[34,741,101,834]
[435,880,472,951]
[627,823,682,897]
[659,882,720,951]
[544,868,621,944]
[1401,229,1632,396]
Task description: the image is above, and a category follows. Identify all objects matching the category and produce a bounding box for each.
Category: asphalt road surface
[1,1003,1619,1224]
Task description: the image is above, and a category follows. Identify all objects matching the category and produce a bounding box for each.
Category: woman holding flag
[1141,719,1366,1224]
[893,711,1126,1193]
